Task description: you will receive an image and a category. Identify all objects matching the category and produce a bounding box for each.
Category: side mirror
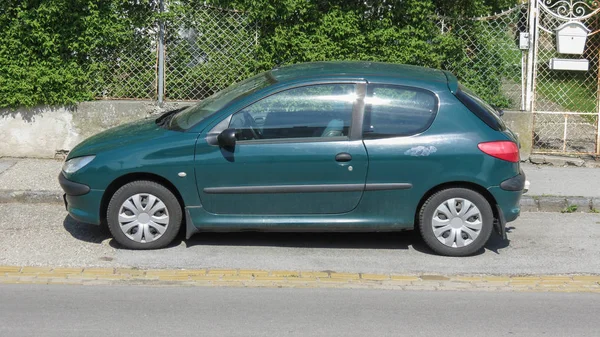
[217,128,237,148]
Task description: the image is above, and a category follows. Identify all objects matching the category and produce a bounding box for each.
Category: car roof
[268,61,451,87]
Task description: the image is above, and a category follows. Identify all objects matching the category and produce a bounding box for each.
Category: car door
[360,83,440,222]
[194,82,369,215]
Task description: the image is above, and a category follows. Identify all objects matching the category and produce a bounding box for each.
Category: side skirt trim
[203,183,412,194]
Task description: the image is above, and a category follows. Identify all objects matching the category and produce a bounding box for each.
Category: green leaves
[0,0,519,108]
[0,0,159,107]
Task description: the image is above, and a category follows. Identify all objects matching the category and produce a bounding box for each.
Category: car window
[363,85,438,138]
[229,84,356,141]
[169,72,274,130]
[455,84,506,131]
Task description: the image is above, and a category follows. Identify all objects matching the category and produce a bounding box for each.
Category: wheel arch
[100,172,185,225]
[414,181,499,229]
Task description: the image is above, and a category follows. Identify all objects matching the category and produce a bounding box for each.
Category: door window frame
[206,80,367,146]
[362,83,440,139]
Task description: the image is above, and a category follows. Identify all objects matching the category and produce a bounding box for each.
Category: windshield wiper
[156,108,185,127]
[491,105,505,117]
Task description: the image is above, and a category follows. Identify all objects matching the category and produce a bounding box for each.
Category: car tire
[419,188,493,257]
[106,180,182,250]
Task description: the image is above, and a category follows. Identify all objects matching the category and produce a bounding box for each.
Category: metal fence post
[597,47,600,155]
[157,0,165,106]
[525,0,537,112]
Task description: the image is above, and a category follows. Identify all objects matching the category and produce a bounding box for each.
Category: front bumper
[58,172,90,196]
[58,173,102,225]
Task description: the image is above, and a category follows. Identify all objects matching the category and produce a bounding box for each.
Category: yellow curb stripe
[207,269,237,276]
[300,271,329,278]
[1,266,600,293]
[239,270,269,277]
[270,271,300,277]
[82,268,115,275]
[330,272,360,280]
[21,267,52,273]
[361,273,390,281]
[0,266,22,273]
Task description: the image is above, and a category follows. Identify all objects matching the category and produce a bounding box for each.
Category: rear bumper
[500,169,526,192]
[488,186,522,223]
[490,169,526,225]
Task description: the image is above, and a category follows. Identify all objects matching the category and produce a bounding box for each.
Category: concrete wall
[0,100,192,158]
[0,102,535,160]
[502,110,534,161]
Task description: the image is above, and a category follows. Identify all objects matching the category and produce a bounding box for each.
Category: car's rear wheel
[106,180,182,250]
[419,188,493,257]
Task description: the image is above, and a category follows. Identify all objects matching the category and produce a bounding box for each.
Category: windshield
[169,72,275,130]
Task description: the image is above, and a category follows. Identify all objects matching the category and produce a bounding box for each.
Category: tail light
[478,141,519,163]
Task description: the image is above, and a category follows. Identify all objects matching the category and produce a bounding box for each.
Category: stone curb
[0,190,63,204]
[0,190,599,214]
[1,266,599,293]
[528,154,600,168]
[521,195,600,213]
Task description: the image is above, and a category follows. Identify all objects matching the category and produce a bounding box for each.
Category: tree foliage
[210,0,521,106]
[0,0,158,108]
[0,0,520,107]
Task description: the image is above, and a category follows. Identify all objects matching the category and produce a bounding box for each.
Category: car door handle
[335,153,352,162]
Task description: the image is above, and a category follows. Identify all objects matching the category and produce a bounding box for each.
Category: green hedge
[0,0,158,107]
[0,0,518,108]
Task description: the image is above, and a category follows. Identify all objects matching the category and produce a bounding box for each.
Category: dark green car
[59,61,525,256]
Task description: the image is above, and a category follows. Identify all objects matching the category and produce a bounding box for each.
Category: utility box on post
[555,21,590,54]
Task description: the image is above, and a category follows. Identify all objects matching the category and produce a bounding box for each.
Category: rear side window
[363,84,438,139]
[455,84,506,131]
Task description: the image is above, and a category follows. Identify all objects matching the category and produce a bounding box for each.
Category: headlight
[62,156,95,174]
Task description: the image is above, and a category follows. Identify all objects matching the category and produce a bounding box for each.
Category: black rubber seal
[500,169,526,191]
[58,173,90,196]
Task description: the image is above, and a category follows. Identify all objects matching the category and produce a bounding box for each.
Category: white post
[525,0,537,112]
[597,113,600,155]
[521,50,526,111]
[563,114,568,153]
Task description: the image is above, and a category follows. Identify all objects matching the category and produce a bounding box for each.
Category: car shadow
[184,230,420,250]
[64,215,512,256]
[63,215,111,244]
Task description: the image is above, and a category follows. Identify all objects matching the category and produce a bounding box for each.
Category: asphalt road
[1,203,600,274]
[0,284,598,337]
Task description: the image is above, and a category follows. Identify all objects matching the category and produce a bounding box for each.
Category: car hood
[68,118,169,158]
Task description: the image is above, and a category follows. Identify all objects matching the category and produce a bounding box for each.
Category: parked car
[59,61,526,256]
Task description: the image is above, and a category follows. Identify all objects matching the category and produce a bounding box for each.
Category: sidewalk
[1,157,599,212]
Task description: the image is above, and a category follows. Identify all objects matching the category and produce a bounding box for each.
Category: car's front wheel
[419,188,494,257]
[106,180,182,249]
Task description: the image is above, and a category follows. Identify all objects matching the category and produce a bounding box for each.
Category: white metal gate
[528,0,600,155]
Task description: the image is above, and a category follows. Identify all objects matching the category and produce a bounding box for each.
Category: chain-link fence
[91,2,258,102]
[87,1,600,156]
[532,0,600,155]
[437,5,528,111]
[92,2,528,108]
[165,3,259,101]
[90,18,159,99]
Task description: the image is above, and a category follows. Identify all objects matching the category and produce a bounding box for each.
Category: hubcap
[118,193,169,243]
[431,198,482,248]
